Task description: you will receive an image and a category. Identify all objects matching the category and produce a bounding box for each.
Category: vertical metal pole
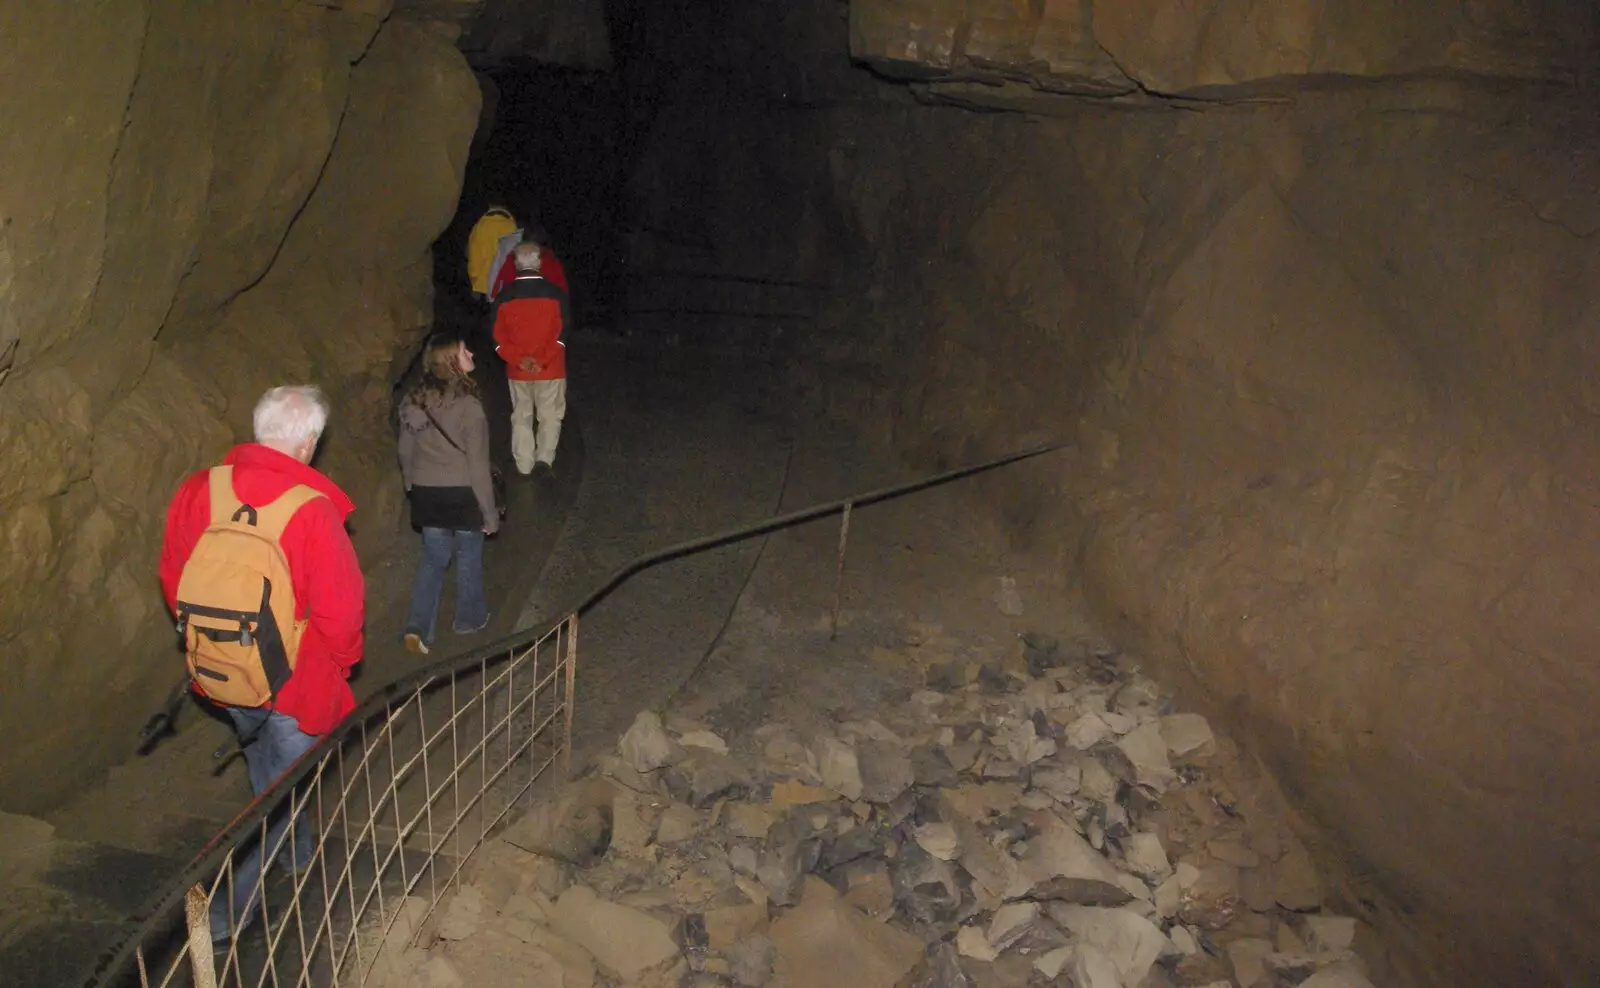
[830,502,852,641]
[562,613,579,777]
[184,884,218,988]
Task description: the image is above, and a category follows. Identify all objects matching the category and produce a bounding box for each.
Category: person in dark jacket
[492,243,570,475]
[397,335,498,654]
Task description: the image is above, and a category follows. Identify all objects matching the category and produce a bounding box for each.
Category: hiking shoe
[453,613,492,636]
[403,633,430,655]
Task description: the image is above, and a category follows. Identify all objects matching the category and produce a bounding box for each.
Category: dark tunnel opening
[429,63,638,334]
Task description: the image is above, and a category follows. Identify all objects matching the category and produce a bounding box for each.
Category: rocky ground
[367,626,1381,988]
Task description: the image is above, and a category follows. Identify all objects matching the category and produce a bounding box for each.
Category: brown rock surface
[623,32,1600,981]
[0,4,477,810]
[762,84,1600,987]
[768,877,923,988]
[850,0,1595,96]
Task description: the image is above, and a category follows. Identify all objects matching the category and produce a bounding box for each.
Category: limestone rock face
[0,2,478,811]
[851,0,1134,95]
[788,88,1600,988]
[440,0,612,68]
[626,45,1600,983]
[850,0,1596,96]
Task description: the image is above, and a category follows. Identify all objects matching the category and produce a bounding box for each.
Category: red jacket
[489,245,568,300]
[159,443,365,736]
[493,274,570,381]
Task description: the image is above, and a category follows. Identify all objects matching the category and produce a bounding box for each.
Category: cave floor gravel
[361,339,1397,988]
[2,330,1390,988]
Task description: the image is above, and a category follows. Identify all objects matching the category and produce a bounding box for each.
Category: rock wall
[453,0,612,68]
[852,0,1599,97]
[0,2,479,812]
[626,62,1600,988]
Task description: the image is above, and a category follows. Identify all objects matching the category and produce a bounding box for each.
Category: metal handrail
[75,439,1068,988]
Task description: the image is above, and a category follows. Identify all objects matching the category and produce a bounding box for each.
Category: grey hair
[253,385,329,446]
[513,242,543,273]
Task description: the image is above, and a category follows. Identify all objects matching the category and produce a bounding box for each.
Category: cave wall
[0,1,479,812]
[622,16,1600,987]
[853,0,1599,97]
[815,88,1600,988]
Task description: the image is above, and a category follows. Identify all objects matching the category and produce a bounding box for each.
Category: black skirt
[408,485,483,531]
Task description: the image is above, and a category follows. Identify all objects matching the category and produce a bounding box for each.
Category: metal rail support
[81,440,1070,988]
[183,885,216,988]
[563,614,579,776]
[830,502,852,640]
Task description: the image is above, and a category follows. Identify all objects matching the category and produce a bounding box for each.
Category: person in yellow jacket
[466,206,518,298]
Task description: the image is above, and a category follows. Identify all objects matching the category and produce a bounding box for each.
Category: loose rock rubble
[369,633,1382,988]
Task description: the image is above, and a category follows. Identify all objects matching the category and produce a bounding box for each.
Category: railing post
[184,885,217,988]
[562,613,579,777]
[830,501,852,641]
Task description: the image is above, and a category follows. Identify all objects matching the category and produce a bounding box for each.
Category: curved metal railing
[77,441,1067,988]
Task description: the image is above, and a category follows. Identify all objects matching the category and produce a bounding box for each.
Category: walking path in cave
[512,332,795,764]
[0,316,1394,987]
[357,333,1393,988]
[0,318,581,988]
[0,327,792,987]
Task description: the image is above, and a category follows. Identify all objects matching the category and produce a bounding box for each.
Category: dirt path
[357,361,1396,988]
[652,413,1043,761]
[0,342,581,988]
[2,325,795,987]
[516,333,795,766]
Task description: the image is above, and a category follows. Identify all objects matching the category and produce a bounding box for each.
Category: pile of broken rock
[369,634,1380,988]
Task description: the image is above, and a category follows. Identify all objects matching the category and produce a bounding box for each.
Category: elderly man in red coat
[159,384,365,947]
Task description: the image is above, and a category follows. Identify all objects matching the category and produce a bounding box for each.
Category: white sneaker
[403,633,430,655]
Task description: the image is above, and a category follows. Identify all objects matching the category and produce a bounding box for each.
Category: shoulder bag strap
[422,406,466,455]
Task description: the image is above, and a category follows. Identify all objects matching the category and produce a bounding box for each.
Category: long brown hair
[409,334,478,405]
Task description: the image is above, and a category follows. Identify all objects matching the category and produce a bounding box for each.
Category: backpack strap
[208,466,244,525]
[253,484,326,539]
[207,465,323,536]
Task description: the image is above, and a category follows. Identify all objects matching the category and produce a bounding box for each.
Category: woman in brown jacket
[396,334,498,654]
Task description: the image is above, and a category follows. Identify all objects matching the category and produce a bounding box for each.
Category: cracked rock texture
[620,5,1600,985]
[851,0,1598,98]
[798,87,1600,988]
[0,2,478,810]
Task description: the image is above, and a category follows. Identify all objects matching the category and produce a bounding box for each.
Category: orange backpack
[174,466,323,707]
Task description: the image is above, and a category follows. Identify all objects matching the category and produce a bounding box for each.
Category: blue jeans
[210,708,319,941]
[404,528,487,643]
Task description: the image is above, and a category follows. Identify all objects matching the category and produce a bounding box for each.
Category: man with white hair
[159,384,365,946]
[492,242,571,475]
